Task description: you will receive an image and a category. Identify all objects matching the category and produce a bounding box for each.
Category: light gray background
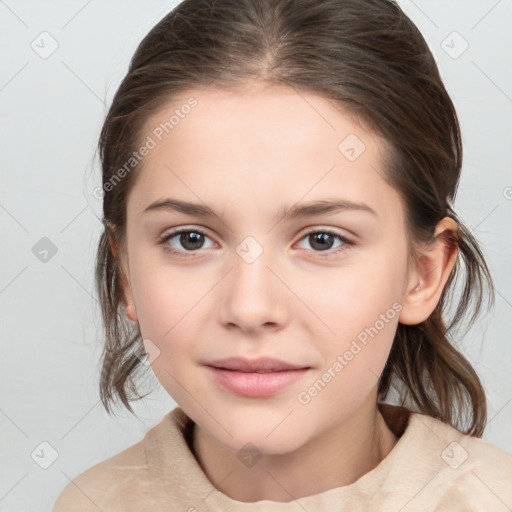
[1,1,511,511]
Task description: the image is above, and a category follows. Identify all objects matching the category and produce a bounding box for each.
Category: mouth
[204,357,311,398]
[217,369,293,373]
[206,356,310,373]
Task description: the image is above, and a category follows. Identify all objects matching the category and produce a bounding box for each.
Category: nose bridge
[218,234,286,329]
[232,233,276,303]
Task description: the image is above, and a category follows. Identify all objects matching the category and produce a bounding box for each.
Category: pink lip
[207,356,308,372]
[205,357,311,398]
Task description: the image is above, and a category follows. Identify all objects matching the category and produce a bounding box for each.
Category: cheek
[301,246,406,381]
[129,250,204,331]
[127,258,211,379]
[131,265,207,402]
[308,252,405,338]
[298,277,400,417]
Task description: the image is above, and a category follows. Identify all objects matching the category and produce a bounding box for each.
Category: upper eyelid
[161,224,352,237]
[161,225,216,242]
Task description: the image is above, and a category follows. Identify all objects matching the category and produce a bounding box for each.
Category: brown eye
[159,228,215,255]
[308,232,336,251]
[177,231,205,250]
[296,228,354,255]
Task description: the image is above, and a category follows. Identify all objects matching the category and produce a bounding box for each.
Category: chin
[180,396,318,454]
[211,414,313,456]
[223,432,307,457]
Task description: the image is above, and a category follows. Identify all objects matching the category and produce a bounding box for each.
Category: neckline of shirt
[144,403,442,508]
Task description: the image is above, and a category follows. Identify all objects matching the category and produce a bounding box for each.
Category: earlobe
[124,301,139,323]
[399,217,459,326]
[118,262,139,324]
[399,277,427,325]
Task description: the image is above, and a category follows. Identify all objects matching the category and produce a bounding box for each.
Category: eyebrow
[143,197,378,222]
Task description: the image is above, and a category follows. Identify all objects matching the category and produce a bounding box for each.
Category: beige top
[53,403,512,511]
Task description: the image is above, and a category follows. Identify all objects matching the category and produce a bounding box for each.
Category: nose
[217,244,289,334]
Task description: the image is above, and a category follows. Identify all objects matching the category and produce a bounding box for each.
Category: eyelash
[157,226,355,258]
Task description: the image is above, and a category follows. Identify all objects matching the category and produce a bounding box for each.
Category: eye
[158,226,354,258]
[158,227,215,256]
[295,228,354,256]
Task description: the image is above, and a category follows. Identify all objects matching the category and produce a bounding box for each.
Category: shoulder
[436,435,512,509]
[52,439,149,512]
[463,431,512,465]
[453,433,512,486]
[425,414,512,476]
[406,413,512,508]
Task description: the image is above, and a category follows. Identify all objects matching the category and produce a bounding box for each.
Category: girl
[53,0,512,509]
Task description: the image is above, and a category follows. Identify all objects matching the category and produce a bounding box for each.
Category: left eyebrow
[276,199,378,221]
[142,197,378,221]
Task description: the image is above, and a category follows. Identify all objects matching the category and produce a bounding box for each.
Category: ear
[106,227,139,324]
[399,217,458,325]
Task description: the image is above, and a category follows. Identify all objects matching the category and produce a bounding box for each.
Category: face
[118,81,413,455]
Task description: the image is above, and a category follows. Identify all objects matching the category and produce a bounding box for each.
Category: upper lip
[206,357,310,373]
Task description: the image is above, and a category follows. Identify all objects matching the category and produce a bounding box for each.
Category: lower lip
[205,366,310,398]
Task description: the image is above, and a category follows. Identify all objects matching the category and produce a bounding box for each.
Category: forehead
[129,82,403,224]
[143,82,377,155]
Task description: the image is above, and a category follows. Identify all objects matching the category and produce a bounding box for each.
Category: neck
[191,397,399,502]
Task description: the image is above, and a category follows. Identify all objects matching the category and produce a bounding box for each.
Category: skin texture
[115,81,458,502]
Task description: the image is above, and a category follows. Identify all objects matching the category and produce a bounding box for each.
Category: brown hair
[95,0,494,436]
